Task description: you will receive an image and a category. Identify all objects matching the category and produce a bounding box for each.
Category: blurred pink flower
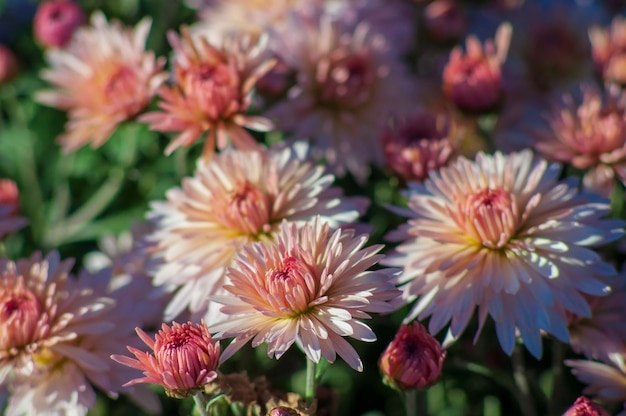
[140,28,275,161]
[37,12,167,152]
[267,9,415,181]
[383,150,624,358]
[534,84,626,197]
[0,179,27,239]
[379,322,445,391]
[590,16,626,86]
[563,396,609,416]
[442,23,511,113]
[381,110,460,182]
[212,218,400,371]
[112,321,220,398]
[148,143,367,325]
[567,354,626,415]
[0,252,148,415]
[0,45,18,84]
[33,0,86,48]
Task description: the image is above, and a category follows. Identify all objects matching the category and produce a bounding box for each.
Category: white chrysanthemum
[148,143,367,324]
[384,150,625,357]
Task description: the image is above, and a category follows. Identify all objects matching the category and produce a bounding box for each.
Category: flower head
[112,321,220,398]
[267,9,415,181]
[0,179,27,239]
[379,322,445,391]
[383,150,624,358]
[139,28,275,161]
[533,84,626,197]
[211,218,400,371]
[148,143,367,324]
[563,396,609,416]
[590,16,626,86]
[0,45,18,84]
[36,12,166,152]
[33,0,86,48]
[381,110,460,182]
[442,23,511,112]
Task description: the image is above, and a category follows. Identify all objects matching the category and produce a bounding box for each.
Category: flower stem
[548,340,566,416]
[405,389,427,416]
[305,357,317,406]
[193,391,209,416]
[512,346,537,416]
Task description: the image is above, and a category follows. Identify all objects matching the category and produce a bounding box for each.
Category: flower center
[183,62,242,120]
[220,181,272,238]
[266,255,316,316]
[317,51,374,109]
[461,187,518,248]
[0,281,41,351]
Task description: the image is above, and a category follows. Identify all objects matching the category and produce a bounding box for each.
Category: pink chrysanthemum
[36,12,167,152]
[0,179,27,239]
[139,28,275,161]
[383,150,624,358]
[533,84,626,197]
[0,252,148,415]
[267,9,415,181]
[567,354,626,416]
[211,218,400,371]
[148,143,367,325]
[590,16,626,86]
[442,23,511,113]
[112,321,220,398]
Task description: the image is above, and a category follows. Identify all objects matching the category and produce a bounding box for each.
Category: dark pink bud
[34,0,86,48]
[563,396,609,416]
[0,45,18,83]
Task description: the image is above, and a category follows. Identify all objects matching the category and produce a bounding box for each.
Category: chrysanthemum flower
[36,12,167,152]
[148,143,367,324]
[0,179,27,239]
[381,110,460,182]
[590,16,626,86]
[211,218,400,371]
[0,252,148,415]
[442,23,511,113]
[383,150,624,358]
[379,322,446,391]
[267,9,415,181]
[112,321,220,398]
[567,353,626,415]
[33,0,86,48]
[533,84,626,197]
[139,28,275,161]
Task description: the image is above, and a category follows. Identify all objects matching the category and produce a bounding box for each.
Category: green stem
[548,340,566,416]
[305,358,317,406]
[405,389,416,416]
[512,347,537,416]
[193,391,209,416]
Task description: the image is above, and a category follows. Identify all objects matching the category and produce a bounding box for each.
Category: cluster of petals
[266,8,415,181]
[0,252,146,416]
[0,179,27,239]
[533,84,626,197]
[112,321,220,398]
[442,22,512,113]
[140,27,276,161]
[379,321,445,391]
[383,150,624,358]
[211,217,400,372]
[589,15,626,86]
[147,142,367,324]
[36,12,167,152]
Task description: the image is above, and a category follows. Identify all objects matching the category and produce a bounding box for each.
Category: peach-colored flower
[590,16,626,86]
[383,150,624,358]
[267,9,415,181]
[33,0,86,48]
[379,321,445,391]
[112,321,220,398]
[211,218,400,371]
[0,179,27,239]
[563,396,609,416]
[36,12,167,152]
[148,143,367,325]
[381,110,460,182]
[567,353,626,415]
[0,45,18,84]
[442,23,512,112]
[533,84,626,197]
[140,28,275,161]
[0,252,147,415]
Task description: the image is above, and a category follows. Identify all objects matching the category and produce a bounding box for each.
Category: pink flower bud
[0,179,20,216]
[563,396,609,416]
[0,45,18,84]
[379,322,446,391]
[34,0,86,48]
[112,321,221,398]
